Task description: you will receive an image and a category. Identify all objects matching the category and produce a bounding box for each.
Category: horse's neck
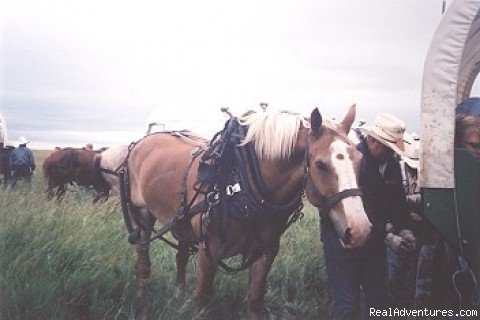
[256,129,307,204]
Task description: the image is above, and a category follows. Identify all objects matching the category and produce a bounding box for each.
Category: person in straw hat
[10,136,35,185]
[321,113,417,319]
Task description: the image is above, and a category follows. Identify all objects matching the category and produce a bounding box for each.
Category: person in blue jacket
[10,136,35,185]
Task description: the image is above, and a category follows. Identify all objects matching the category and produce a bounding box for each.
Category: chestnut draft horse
[125,106,371,319]
[42,147,109,202]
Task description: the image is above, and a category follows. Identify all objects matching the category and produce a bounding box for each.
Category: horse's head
[305,105,371,248]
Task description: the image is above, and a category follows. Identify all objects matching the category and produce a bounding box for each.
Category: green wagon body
[423,149,480,278]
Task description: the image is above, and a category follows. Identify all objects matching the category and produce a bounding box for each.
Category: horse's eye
[315,161,329,172]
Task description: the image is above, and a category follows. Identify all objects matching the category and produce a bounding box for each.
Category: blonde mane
[239,109,307,161]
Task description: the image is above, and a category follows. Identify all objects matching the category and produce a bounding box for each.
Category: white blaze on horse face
[329,139,371,247]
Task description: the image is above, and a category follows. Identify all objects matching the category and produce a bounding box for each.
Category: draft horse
[124,106,371,319]
[42,147,109,202]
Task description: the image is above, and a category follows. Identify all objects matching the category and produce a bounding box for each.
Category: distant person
[85,143,93,151]
[10,136,35,185]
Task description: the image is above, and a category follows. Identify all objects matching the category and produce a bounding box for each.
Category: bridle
[303,132,363,216]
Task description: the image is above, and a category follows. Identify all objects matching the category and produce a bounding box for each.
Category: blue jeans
[387,246,418,309]
[321,223,388,320]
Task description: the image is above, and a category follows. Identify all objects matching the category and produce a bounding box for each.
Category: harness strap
[174,147,205,246]
[118,171,135,243]
[234,146,303,215]
[307,176,363,214]
[141,200,209,245]
[201,209,264,275]
[197,117,305,275]
[100,167,119,175]
[99,160,125,176]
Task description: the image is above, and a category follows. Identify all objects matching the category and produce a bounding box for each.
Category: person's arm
[10,150,14,166]
[385,160,417,252]
[28,149,35,171]
[388,161,414,232]
[406,194,422,214]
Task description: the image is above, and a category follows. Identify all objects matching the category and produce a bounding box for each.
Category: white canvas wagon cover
[421,0,480,188]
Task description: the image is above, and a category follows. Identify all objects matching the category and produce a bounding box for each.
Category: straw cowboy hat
[403,132,420,169]
[18,136,29,145]
[358,113,406,156]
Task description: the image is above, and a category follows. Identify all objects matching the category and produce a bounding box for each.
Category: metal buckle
[226,182,241,196]
[207,192,219,205]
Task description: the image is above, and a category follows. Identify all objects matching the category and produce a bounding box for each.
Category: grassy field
[33,149,54,166]
[0,151,332,320]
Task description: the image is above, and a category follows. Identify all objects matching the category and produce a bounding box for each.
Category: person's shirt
[399,160,422,215]
[10,146,35,167]
[357,140,413,238]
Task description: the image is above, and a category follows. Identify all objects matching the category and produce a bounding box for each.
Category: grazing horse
[125,106,371,319]
[42,147,109,202]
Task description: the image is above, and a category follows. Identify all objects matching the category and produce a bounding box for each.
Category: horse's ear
[311,108,322,135]
[340,104,356,134]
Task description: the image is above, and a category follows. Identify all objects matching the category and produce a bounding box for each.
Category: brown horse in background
[125,106,371,319]
[42,147,109,202]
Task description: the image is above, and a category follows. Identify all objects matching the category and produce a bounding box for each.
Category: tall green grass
[0,174,331,320]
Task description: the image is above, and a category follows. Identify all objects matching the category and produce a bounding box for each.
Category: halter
[303,133,363,216]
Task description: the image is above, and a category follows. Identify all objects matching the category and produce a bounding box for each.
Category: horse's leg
[134,215,154,294]
[46,182,54,200]
[195,244,217,315]
[57,184,66,200]
[133,210,154,320]
[247,241,279,320]
[92,191,105,204]
[175,240,190,298]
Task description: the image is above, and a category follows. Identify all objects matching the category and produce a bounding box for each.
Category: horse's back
[128,133,200,218]
[100,146,128,170]
[99,145,128,193]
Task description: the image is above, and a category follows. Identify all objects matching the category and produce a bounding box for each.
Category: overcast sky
[0,0,471,149]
